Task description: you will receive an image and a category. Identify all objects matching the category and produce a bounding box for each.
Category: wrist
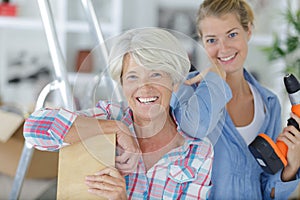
[98,119,124,134]
[281,164,297,182]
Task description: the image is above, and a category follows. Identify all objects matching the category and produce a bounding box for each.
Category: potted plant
[262,7,300,79]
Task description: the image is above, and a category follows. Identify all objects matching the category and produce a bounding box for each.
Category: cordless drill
[249,74,300,174]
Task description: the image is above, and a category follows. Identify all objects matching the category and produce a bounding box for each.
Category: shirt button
[143,191,148,197]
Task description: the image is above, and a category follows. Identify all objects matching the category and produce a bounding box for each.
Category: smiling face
[200,13,252,76]
[121,54,174,125]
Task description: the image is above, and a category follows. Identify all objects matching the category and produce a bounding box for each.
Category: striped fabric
[125,135,213,200]
[23,101,213,199]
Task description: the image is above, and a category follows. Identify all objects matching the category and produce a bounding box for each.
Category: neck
[226,69,250,98]
[135,115,180,153]
[134,113,175,138]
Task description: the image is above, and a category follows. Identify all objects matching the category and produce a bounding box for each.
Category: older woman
[84,28,213,199]
[24,28,213,199]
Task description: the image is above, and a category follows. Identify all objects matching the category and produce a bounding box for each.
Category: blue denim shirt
[171,71,232,145]
[171,69,300,200]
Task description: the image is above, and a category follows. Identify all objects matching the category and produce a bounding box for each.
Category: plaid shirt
[24,101,213,199]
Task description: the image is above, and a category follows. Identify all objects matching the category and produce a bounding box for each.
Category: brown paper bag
[57,134,116,200]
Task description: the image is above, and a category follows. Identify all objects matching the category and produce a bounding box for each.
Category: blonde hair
[196,0,254,38]
[108,28,190,85]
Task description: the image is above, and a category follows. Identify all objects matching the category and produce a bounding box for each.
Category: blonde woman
[174,0,300,199]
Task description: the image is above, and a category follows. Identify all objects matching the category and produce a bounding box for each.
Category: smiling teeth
[221,54,235,61]
[138,97,158,103]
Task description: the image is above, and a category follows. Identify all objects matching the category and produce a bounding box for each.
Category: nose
[219,38,229,51]
[137,82,154,95]
[137,76,153,88]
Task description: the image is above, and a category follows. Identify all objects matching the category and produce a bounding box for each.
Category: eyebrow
[226,27,239,34]
[124,70,137,75]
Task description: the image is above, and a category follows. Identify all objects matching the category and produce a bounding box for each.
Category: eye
[206,38,216,44]
[228,32,238,38]
[150,72,162,78]
[125,74,138,81]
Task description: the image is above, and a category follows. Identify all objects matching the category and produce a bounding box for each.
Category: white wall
[0,0,296,110]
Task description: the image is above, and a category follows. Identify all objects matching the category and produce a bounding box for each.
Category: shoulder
[244,69,280,105]
[183,135,214,160]
[95,100,129,120]
[95,100,124,109]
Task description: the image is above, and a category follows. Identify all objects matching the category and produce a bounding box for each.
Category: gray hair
[108,28,191,85]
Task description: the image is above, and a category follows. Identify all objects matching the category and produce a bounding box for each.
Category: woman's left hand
[277,112,300,181]
[184,64,226,86]
[85,167,127,200]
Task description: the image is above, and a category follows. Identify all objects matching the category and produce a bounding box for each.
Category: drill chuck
[284,74,300,94]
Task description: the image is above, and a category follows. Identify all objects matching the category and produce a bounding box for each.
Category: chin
[137,108,166,120]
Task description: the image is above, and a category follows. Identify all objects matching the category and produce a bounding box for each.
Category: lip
[136,96,159,105]
[218,53,237,64]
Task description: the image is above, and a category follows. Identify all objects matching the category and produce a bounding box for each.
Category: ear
[173,83,180,92]
[247,22,253,41]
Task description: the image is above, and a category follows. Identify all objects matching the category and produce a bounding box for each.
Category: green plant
[262,8,300,79]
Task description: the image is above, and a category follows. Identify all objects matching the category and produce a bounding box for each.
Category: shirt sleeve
[171,71,232,139]
[23,108,77,151]
[261,169,300,200]
[23,101,121,151]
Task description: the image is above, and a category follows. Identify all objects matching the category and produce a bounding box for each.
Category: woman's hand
[86,167,127,200]
[278,112,300,181]
[67,117,141,175]
[114,121,141,175]
[184,65,226,85]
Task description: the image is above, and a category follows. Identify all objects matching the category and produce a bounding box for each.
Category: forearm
[65,117,122,144]
[23,105,111,151]
[173,72,231,138]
